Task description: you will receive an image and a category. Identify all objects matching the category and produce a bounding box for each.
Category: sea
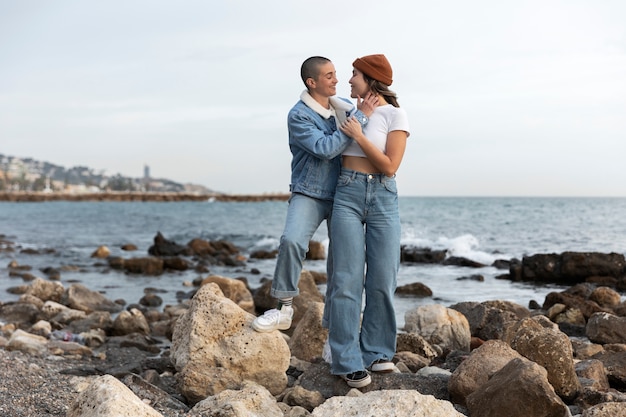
[2,197,626,329]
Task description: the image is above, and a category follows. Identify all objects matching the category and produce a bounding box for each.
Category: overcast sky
[1,0,625,196]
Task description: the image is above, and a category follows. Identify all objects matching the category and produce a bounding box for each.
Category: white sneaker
[322,338,332,363]
[370,359,396,373]
[252,306,293,332]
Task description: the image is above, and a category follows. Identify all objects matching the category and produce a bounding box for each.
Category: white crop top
[342,104,410,157]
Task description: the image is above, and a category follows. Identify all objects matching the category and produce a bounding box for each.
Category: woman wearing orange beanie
[326,54,410,388]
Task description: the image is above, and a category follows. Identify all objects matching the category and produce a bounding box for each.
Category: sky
[1,1,625,197]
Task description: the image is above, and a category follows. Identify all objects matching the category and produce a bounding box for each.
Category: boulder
[149,231,192,256]
[170,283,290,404]
[91,245,110,258]
[201,275,255,314]
[288,302,327,362]
[189,380,283,417]
[466,357,570,417]
[450,300,527,341]
[111,308,150,336]
[589,286,622,308]
[25,278,64,302]
[310,390,466,417]
[395,282,433,297]
[586,312,626,345]
[305,240,326,260]
[404,304,471,352]
[6,329,48,356]
[67,374,163,417]
[448,339,524,406]
[62,283,123,314]
[519,252,626,285]
[582,402,626,417]
[510,316,581,401]
[396,332,439,360]
[400,246,447,263]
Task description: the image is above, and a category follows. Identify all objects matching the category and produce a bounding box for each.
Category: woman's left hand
[357,93,378,117]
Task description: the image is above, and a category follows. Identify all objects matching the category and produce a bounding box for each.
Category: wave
[401,232,511,265]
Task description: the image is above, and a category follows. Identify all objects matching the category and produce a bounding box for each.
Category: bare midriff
[342,155,380,175]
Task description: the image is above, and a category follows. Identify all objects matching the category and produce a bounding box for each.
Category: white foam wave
[250,237,280,251]
[401,232,508,265]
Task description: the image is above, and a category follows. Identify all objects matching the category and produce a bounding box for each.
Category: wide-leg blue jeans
[328,168,400,374]
[271,193,333,299]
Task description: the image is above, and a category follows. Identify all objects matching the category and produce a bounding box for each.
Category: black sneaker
[342,370,371,388]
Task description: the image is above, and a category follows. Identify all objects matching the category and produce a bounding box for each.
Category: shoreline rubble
[0,232,625,416]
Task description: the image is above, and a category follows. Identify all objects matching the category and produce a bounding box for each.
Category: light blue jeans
[271,193,333,299]
[327,168,400,374]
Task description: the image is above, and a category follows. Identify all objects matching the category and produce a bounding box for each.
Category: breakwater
[0,191,290,202]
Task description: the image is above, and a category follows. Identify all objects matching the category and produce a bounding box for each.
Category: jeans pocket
[337,174,353,188]
[382,177,397,194]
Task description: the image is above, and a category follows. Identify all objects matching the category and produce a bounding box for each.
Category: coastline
[0,191,290,202]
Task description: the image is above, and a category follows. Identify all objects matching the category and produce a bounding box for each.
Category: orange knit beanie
[352,54,393,86]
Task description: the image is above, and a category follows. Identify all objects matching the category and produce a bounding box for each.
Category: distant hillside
[0,153,213,194]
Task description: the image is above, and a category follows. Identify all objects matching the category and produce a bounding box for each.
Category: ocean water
[2,197,625,329]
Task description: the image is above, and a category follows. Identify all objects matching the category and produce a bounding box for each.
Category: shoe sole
[371,363,395,373]
[342,374,371,388]
[251,319,292,333]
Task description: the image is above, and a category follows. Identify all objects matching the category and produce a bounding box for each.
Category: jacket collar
[300,90,353,124]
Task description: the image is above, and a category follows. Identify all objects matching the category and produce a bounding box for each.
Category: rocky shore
[0,191,290,202]
[1,232,625,417]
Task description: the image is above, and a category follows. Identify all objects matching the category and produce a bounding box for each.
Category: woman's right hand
[340,117,364,140]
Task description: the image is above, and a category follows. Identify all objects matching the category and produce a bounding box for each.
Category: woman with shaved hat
[326,54,411,388]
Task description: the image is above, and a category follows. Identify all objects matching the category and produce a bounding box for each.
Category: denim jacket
[288,92,368,201]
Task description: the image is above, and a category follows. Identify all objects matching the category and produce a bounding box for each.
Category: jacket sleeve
[288,110,352,160]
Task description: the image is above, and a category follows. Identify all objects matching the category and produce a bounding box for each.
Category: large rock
[404,304,471,352]
[40,300,84,322]
[0,302,41,326]
[111,256,165,275]
[25,277,65,302]
[591,346,626,389]
[6,329,48,356]
[61,283,123,314]
[67,374,162,417]
[450,300,528,341]
[543,289,607,321]
[288,301,327,362]
[575,359,611,391]
[518,252,626,285]
[111,308,150,336]
[305,240,326,260]
[582,402,626,417]
[200,275,255,314]
[170,283,290,404]
[466,357,570,417]
[510,316,581,401]
[310,390,465,417]
[586,312,626,344]
[188,380,283,417]
[589,287,622,309]
[149,231,192,256]
[396,332,439,361]
[400,246,447,264]
[448,339,524,406]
